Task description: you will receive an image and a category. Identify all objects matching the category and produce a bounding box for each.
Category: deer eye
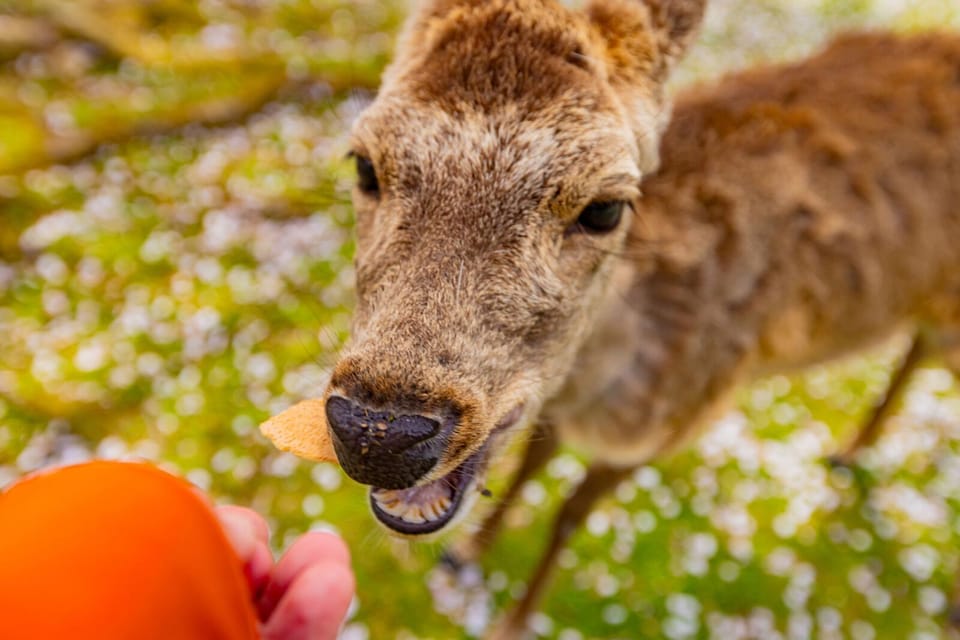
[573,201,625,234]
[355,155,379,196]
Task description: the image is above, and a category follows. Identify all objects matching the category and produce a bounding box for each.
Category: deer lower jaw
[369,403,527,536]
[369,444,486,535]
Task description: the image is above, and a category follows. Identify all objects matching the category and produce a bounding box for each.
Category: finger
[216,506,274,597]
[217,505,270,547]
[245,542,274,601]
[258,531,351,620]
[260,561,355,640]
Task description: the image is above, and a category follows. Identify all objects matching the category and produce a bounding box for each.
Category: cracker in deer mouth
[259,398,338,463]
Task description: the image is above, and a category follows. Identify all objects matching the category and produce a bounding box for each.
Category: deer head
[324,0,705,536]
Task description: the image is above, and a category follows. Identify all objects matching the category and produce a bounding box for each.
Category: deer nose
[325,395,446,489]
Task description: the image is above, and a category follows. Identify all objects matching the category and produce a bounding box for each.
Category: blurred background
[2,1,960,638]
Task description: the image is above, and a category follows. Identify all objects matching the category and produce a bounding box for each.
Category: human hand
[217,506,355,640]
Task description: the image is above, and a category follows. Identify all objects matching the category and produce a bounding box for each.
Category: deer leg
[831,332,929,466]
[486,463,633,640]
[443,424,558,569]
[941,330,960,380]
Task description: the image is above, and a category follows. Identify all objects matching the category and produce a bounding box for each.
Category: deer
[313,0,960,636]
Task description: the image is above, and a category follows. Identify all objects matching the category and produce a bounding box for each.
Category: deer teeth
[402,506,426,524]
[423,501,439,521]
[372,489,458,523]
[375,499,405,517]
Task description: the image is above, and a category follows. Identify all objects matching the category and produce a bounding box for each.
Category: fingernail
[219,509,256,559]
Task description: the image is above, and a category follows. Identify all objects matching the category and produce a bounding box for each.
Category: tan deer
[315,0,960,635]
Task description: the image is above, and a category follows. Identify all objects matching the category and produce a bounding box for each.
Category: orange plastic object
[0,461,259,640]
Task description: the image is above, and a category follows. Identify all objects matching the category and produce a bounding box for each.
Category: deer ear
[585,0,705,81]
[583,0,704,173]
[383,0,483,85]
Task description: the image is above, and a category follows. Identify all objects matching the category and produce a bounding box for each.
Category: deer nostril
[326,396,440,451]
[325,395,444,488]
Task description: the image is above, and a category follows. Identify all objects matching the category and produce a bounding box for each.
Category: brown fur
[330,0,705,483]
[487,31,960,637]
[548,32,960,465]
[325,0,960,634]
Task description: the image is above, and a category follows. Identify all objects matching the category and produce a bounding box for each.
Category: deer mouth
[369,444,486,535]
[368,404,525,536]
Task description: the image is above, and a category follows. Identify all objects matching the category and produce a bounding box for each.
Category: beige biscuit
[259,398,338,463]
